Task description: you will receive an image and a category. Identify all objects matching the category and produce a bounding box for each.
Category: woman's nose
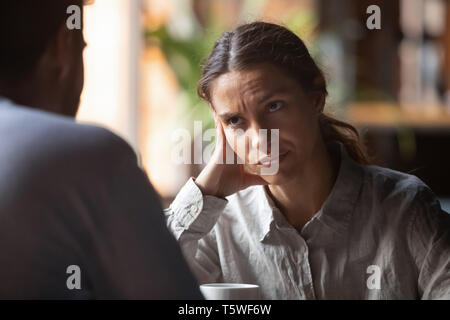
[248,125,271,156]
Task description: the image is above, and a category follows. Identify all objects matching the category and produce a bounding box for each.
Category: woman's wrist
[194,166,227,198]
[194,173,217,197]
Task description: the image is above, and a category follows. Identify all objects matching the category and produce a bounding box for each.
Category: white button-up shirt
[164,142,450,299]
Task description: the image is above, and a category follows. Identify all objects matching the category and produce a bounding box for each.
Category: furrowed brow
[257,86,289,105]
[218,112,241,120]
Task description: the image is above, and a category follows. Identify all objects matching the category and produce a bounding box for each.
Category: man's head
[0,0,87,117]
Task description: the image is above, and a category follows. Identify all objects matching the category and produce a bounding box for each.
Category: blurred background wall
[77,0,450,211]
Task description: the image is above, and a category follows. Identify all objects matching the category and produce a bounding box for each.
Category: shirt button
[190,204,199,214]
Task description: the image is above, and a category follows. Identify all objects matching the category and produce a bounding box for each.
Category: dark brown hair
[0,0,84,84]
[198,21,368,165]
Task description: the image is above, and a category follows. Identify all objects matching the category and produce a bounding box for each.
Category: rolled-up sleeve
[164,178,228,284]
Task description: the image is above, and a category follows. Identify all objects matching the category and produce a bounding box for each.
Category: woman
[164,22,450,299]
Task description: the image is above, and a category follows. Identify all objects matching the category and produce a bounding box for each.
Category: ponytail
[319,113,369,165]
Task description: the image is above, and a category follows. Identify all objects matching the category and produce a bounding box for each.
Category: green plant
[145,25,220,130]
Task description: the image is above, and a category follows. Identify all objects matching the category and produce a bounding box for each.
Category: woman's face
[210,63,323,185]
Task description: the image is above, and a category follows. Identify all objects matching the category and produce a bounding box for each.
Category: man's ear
[55,25,73,80]
[41,24,72,81]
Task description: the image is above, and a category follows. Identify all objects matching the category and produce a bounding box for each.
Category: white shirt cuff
[169,177,228,233]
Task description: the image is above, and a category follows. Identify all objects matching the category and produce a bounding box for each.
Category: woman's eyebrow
[216,86,290,119]
[218,111,241,120]
[257,86,289,104]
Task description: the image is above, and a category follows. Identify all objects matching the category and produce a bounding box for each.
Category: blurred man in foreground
[0,0,202,299]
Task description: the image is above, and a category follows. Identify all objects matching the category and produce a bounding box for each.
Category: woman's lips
[257,151,289,168]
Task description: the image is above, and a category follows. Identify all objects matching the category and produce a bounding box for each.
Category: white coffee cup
[199,283,260,300]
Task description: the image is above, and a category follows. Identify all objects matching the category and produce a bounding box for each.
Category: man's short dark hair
[0,0,84,84]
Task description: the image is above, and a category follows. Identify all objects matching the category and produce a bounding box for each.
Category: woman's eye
[227,116,243,127]
[268,101,284,113]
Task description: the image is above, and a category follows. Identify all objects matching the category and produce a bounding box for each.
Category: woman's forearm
[163,177,228,284]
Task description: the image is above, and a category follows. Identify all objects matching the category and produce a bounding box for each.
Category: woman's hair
[197,21,369,165]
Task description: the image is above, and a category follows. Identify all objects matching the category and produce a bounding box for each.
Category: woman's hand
[195,118,268,198]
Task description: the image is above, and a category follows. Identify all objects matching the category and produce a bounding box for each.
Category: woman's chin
[259,170,291,185]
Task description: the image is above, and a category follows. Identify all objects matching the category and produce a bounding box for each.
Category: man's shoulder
[9,104,129,147]
[0,104,138,178]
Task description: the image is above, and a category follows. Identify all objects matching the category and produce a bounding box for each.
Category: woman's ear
[314,93,325,114]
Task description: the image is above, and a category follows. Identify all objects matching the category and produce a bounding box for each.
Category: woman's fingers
[215,120,225,164]
[218,121,227,152]
[216,121,234,165]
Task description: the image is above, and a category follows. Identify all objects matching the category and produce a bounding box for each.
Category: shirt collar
[316,142,364,236]
[255,141,364,241]
[256,185,277,242]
